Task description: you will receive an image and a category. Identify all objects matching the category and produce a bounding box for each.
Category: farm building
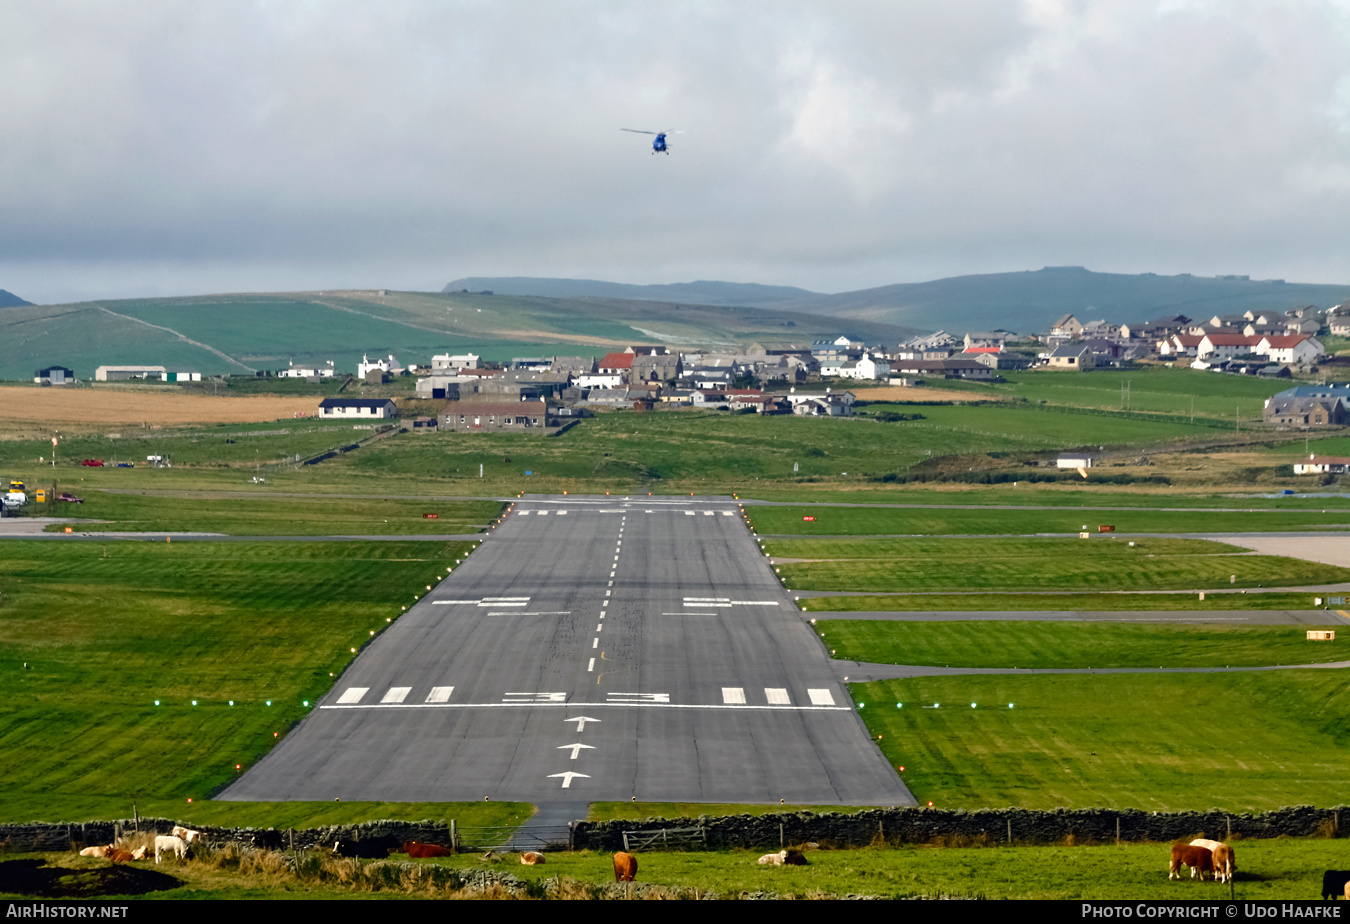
[1056,453,1094,469]
[1293,455,1350,475]
[318,398,398,419]
[1264,384,1350,427]
[440,400,557,430]
[34,366,75,385]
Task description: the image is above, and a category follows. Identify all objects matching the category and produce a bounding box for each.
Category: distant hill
[0,289,918,382]
[0,290,33,308]
[444,277,822,308]
[780,267,1350,333]
[451,268,1350,335]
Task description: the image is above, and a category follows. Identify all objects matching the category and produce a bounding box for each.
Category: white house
[1256,335,1323,366]
[318,398,398,419]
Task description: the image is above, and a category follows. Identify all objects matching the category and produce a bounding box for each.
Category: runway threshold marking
[426,686,454,703]
[722,687,746,704]
[336,687,368,704]
[319,701,849,712]
[765,688,791,705]
[807,688,836,706]
[380,687,411,703]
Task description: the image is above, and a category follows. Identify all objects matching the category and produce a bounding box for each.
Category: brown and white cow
[1190,839,1235,884]
[520,851,546,865]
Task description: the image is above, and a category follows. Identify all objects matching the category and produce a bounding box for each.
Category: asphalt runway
[222,494,914,807]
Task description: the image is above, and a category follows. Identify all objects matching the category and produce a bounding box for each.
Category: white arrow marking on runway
[548,771,590,789]
[565,716,601,731]
[558,743,596,760]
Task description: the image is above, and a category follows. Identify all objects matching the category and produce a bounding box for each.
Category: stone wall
[2,805,1344,855]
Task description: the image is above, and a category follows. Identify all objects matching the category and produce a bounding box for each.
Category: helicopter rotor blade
[620,128,657,134]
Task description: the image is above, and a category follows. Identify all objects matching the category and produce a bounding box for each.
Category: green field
[803,591,1330,611]
[0,539,477,822]
[9,837,1347,900]
[37,491,500,536]
[815,621,1347,668]
[316,405,1234,489]
[748,503,1350,536]
[768,536,1350,592]
[909,367,1289,421]
[851,671,1350,812]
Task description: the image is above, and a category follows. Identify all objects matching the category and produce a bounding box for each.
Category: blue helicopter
[622,128,683,154]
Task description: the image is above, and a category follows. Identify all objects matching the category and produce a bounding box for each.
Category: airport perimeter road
[222,494,914,806]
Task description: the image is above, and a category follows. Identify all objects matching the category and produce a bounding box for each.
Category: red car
[81,459,104,467]
[58,493,84,503]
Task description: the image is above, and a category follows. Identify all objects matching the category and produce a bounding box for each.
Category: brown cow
[401,841,452,859]
[106,849,136,863]
[1189,839,1235,884]
[520,851,546,865]
[1169,844,1213,881]
[613,851,638,882]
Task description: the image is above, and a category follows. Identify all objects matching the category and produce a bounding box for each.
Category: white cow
[155,834,188,863]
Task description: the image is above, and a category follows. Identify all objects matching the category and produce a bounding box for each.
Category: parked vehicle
[81,459,104,467]
[57,493,84,503]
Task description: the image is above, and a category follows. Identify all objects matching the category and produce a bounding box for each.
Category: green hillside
[0,289,918,381]
[797,266,1350,333]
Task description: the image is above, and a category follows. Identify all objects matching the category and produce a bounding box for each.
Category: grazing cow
[400,841,452,859]
[172,826,204,844]
[155,834,188,864]
[1323,870,1350,900]
[520,852,546,866]
[613,851,638,882]
[1190,839,1235,884]
[1169,844,1213,881]
[79,845,112,858]
[333,836,397,859]
[758,850,787,865]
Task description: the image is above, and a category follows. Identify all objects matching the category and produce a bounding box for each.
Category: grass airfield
[1,370,1348,899]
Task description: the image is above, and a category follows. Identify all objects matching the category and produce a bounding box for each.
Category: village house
[318,398,398,419]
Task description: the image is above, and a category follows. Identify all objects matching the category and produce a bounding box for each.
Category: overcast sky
[4,0,1350,304]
